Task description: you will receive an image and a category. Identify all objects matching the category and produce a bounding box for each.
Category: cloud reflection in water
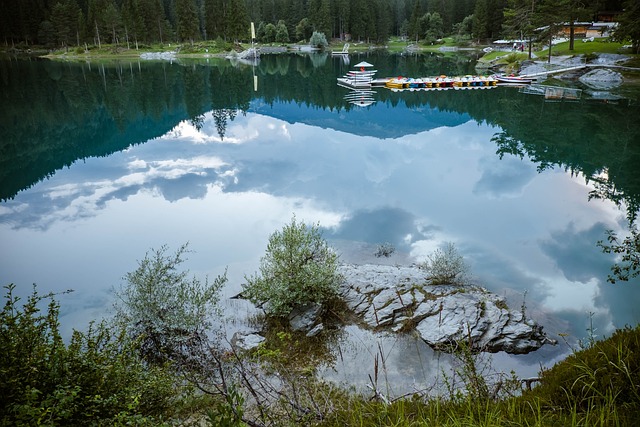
[1,108,636,387]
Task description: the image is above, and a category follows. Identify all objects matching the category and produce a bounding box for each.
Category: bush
[113,243,227,367]
[309,31,328,49]
[419,242,470,285]
[242,216,341,317]
[0,284,179,425]
[374,242,396,258]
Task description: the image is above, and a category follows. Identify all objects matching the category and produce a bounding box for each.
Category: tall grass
[316,325,640,427]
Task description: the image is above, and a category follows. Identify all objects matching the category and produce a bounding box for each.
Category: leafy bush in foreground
[113,243,227,367]
[0,284,180,425]
[243,216,341,317]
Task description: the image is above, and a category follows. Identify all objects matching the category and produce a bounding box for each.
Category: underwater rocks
[338,264,556,354]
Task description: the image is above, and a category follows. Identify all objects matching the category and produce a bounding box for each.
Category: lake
[1,51,640,394]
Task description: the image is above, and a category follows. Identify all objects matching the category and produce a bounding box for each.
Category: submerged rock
[337,264,556,354]
[288,303,323,333]
[231,331,265,351]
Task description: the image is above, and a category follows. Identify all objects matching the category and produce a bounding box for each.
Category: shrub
[242,216,341,317]
[375,242,396,258]
[113,243,227,367]
[0,284,179,425]
[419,242,470,285]
[309,31,328,48]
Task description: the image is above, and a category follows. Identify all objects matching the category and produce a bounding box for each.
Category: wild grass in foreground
[318,325,640,427]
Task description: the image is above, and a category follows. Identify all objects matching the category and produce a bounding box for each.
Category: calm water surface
[1,52,640,394]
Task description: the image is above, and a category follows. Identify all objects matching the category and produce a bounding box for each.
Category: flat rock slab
[337,264,555,354]
[579,69,623,90]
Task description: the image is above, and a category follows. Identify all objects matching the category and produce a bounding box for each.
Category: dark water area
[1,52,640,393]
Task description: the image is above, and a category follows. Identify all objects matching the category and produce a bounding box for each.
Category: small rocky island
[337,264,556,354]
[236,263,557,355]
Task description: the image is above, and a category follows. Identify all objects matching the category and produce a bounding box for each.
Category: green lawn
[538,38,627,57]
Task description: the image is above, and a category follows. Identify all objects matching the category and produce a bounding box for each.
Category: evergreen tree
[365,6,377,43]
[374,0,392,43]
[487,0,507,39]
[409,0,423,42]
[555,0,592,51]
[51,0,83,47]
[37,20,56,46]
[536,0,568,62]
[335,0,350,40]
[103,2,123,43]
[473,0,490,40]
[309,0,331,38]
[422,11,444,42]
[295,17,313,42]
[613,0,640,53]
[122,0,146,47]
[176,0,199,42]
[349,0,368,41]
[227,0,249,42]
[87,0,122,44]
[263,22,276,42]
[204,0,225,40]
[275,19,289,43]
[503,0,538,58]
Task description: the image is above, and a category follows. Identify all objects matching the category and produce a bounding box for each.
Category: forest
[0,0,632,50]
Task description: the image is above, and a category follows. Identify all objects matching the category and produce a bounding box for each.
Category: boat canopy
[354,61,374,68]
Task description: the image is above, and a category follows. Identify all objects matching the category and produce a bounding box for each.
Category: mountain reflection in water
[1,54,639,393]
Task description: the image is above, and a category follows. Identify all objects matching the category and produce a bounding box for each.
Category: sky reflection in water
[2,100,639,392]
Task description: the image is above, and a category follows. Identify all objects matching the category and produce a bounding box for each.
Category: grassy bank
[318,325,640,426]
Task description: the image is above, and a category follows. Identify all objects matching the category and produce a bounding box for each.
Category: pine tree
[227,0,249,42]
[176,0,199,42]
[472,0,489,40]
[275,19,289,43]
[409,0,422,42]
[51,0,83,47]
[614,0,640,53]
[204,0,225,40]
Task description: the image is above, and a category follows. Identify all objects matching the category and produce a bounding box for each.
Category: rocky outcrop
[338,264,556,354]
[579,69,623,90]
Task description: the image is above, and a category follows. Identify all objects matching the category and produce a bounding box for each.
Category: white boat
[494,74,533,84]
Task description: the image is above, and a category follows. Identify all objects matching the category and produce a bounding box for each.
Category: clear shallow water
[1,53,639,394]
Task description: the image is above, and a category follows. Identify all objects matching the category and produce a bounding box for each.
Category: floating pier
[383,75,498,91]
